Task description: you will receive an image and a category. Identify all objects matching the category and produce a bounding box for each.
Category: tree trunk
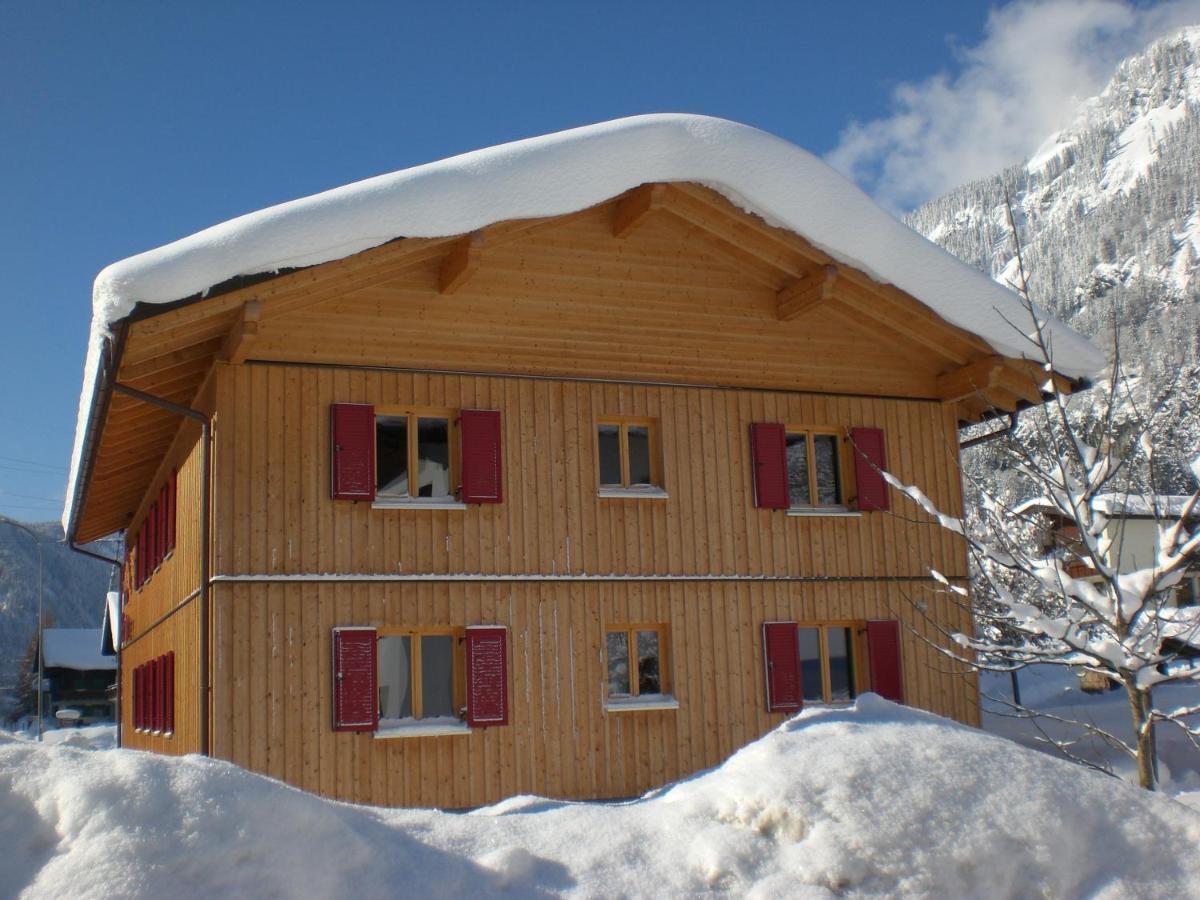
[1126,682,1158,790]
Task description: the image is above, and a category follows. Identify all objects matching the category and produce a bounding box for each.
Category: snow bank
[64,114,1105,532]
[4,698,1198,898]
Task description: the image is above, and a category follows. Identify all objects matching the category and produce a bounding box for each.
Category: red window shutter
[135,529,145,589]
[157,487,168,564]
[134,665,142,730]
[851,427,890,512]
[166,470,177,553]
[750,423,789,509]
[466,626,508,727]
[763,621,803,712]
[153,656,163,733]
[330,403,376,501]
[147,503,159,573]
[460,409,503,504]
[867,620,905,703]
[332,627,377,731]
[164,652,175,734]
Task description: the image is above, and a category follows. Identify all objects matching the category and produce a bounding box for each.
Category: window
[377,630,462,725]
[605,625,676,709]
[597,418,663,494]
[1176,575,1200,607]
[785,430,843,508]
[376,409,455,501]
[797,624,857,703]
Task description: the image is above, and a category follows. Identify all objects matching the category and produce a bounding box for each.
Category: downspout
[112,382,212,757]
[66,541,123,745]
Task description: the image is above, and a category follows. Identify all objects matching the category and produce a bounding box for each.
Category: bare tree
[883,205,1200,790]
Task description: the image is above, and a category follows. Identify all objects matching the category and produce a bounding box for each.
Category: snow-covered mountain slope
[4,697,1199,898]
[907,27,1200,491]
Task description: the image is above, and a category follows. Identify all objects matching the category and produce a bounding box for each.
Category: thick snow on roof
[2,696,1197,897]
[1018,494,1198,519]
[41,628,116,671]
[64,114,1105,532]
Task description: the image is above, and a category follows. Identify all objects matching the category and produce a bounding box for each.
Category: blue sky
[1,1,1195,525]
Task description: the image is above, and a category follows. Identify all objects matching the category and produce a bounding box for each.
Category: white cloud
[827,0,1200,212]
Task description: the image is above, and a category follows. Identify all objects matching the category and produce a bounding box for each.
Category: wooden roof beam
[936,355,1005,403]
[219,301,262,364]
[613,184,667,238]
[777,266,838,320]
[439,233,483,295]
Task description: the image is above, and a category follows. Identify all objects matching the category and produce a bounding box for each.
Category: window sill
[371,498,467,511]
[597,487,669,500]
[605,694,679,712]
[374,718,471,739]
[786,507,861,518]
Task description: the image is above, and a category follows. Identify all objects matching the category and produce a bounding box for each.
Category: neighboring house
[39,628,116,723]
[1017,494,1200,605]
[61,115,1102,808]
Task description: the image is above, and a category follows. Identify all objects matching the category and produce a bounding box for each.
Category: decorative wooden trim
[612,184,667,238]
[219,301,261,364]
[439,233,483,295]
[777,266,838,321]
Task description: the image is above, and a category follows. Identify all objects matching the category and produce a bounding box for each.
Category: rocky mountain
[0,522,117,693]
[906,26,1200,495]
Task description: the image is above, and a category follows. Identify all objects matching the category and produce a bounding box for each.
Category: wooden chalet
[63,115,1100,808]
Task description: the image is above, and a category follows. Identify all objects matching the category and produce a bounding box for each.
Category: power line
[0,454,65,472]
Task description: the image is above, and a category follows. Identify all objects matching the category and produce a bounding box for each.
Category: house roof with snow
[42,628,117,671]
[63,114,1105,541]
[1015,494,1198,521]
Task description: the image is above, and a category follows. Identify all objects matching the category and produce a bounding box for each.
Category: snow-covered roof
[64,114,1105,532]
[41,628,116,671]
[1014,494,1198,520]
[100,591,120,657]
[1094,494,1198,518]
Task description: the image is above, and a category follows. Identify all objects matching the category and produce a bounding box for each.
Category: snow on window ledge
[786,507,861,518]
[374,717,471,739]
[604,694,680,712]
[371,498,467,511]
[597,486,669,500]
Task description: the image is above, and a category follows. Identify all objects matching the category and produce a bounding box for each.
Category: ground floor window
[606,625,671,699]
[798,624,856,703]
[378,630,461,723]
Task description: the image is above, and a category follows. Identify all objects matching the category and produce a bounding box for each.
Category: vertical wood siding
[212,365,967,581]
[210,579,976,808]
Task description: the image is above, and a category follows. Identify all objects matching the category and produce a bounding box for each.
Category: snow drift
[64,113,1105,533]
[4,697,1198,898]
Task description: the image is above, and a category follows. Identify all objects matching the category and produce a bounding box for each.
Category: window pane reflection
[786,433,811,506]
[606,631,631,695]
[421,635,455,717]
[627,426,652,485]
[813,434,841,505]
[376,416,409,496]
[416,417,451,498]
[798,627,823,701]
[636,630,661,694]
[598,425,622,486]
[378,635,412,719]
[827,627,854,701]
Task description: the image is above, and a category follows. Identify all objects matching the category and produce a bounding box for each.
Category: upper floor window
[376,409,455,501]
[786,429,843,508]
[597,417,664,496]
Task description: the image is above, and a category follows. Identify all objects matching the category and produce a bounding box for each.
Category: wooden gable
[72,182,1071,542]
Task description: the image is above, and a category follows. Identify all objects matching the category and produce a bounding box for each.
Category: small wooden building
[63,115,1101,808]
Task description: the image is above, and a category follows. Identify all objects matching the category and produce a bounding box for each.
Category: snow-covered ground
[3,696,1199,898]
[981,666,1200,809]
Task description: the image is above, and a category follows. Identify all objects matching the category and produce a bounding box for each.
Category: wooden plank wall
[119,601,201,754]
[212,364,967,581]
[210,578,977,809]
[119,397,209,755]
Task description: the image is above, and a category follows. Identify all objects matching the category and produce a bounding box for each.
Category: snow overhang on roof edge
[63,113,1106,534]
